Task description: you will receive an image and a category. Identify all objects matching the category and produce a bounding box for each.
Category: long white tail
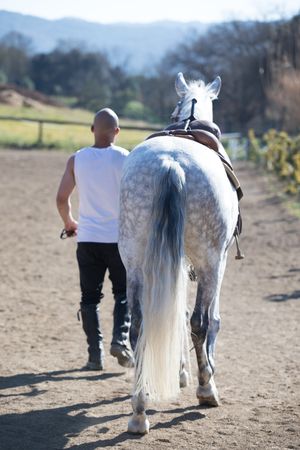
[134,159,189,402]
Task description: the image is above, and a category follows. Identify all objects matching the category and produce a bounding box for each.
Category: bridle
[171,97,198,131]
[170,99,183,122]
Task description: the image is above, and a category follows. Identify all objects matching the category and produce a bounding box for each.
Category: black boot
[110,294,134,368]
[79,303,104,370]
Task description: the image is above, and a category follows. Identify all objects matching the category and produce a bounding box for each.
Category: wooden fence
[0,115,162,145]
[0,115,245,158]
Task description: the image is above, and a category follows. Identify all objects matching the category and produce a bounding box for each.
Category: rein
[60,228,76,239]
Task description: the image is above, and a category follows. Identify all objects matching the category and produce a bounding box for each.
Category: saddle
[147,120,244,259]
[165,119,222,139]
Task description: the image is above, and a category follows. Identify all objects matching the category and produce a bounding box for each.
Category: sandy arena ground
[0,149,299,450]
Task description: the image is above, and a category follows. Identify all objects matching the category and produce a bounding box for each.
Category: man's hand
[64,218,78,236]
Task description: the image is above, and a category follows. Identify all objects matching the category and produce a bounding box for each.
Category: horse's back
[123,136,237,209]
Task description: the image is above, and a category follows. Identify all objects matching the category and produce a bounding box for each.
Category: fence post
[37,121,43,145]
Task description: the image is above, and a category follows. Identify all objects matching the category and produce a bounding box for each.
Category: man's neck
[93,139,114,149]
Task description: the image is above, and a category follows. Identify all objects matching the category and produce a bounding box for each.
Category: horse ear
[175,72,188,97]
[206,76,222,100]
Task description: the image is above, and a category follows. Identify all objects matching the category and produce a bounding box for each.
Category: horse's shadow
[1,370,206,448]
[1,395,131,450]
[1,388,206,450]
[151,406,205,430]
[0,368,124,397]
[265,290,300,302]
[65,405,206,449]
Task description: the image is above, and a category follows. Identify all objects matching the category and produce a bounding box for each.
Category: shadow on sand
[265,290,300,302]
[1,393,206,450]
[0,368,124,396]
[1,395,131,450]
[1,368,206,450]
[65,405,205,449]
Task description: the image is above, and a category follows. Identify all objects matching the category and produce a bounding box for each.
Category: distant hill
[0,10,211,73]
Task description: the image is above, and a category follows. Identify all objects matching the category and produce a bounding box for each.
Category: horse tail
[134,159,189,402]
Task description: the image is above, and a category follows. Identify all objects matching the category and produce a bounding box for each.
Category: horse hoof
[127,415,150,434]
[196,384,220,407]
[179,369,188,388]
[198,394,220,407]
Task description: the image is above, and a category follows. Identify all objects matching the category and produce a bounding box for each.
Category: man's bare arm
[56,155,78,233]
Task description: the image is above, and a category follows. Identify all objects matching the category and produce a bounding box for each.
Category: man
[56,108,134,370]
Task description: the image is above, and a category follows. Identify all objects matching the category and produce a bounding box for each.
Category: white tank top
[74,145,129,243]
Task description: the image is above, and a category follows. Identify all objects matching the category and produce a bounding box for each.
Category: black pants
[76,242,126,305]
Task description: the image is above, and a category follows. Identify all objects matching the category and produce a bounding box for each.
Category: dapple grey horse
[118,73,239,434]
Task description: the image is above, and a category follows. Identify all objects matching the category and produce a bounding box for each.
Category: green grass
[262,167,300,217]
[285,199,300,218]
[0,103,93,122]
[0,104,159,151]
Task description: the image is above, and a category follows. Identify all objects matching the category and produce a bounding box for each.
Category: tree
[164,21,275,132]
[267,69,300,132]
[264,14,300,132]
[0,32,33,87]
[31,47,113,109]
[1,31,33,54]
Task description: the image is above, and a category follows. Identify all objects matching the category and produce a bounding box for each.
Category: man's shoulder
[74,147,94,162]
[75,146,90,155]
[110,145,129,157]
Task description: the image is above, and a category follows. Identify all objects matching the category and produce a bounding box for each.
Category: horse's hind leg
[125,273,150,434]
[191,259,226,406]
[180,356,189,388]
[129,294,142,352]
[127,298,150,434]
[179,310,190,388]
[128,390,150,434]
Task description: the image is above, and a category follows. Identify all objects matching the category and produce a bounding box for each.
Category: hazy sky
[0,0,299,23]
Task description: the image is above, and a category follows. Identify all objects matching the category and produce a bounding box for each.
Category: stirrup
[234,232,245,260]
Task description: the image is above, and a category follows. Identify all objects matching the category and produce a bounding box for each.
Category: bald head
[93,108,119,131]
[91,108,120,147]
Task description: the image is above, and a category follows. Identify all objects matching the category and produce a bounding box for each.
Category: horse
[118,72,239,434]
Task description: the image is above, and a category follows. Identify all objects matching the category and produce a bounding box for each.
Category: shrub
[248,129,300,195]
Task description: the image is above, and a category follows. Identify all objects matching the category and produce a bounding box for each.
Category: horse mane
[188,79,206,90]
[180,79,211,121]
